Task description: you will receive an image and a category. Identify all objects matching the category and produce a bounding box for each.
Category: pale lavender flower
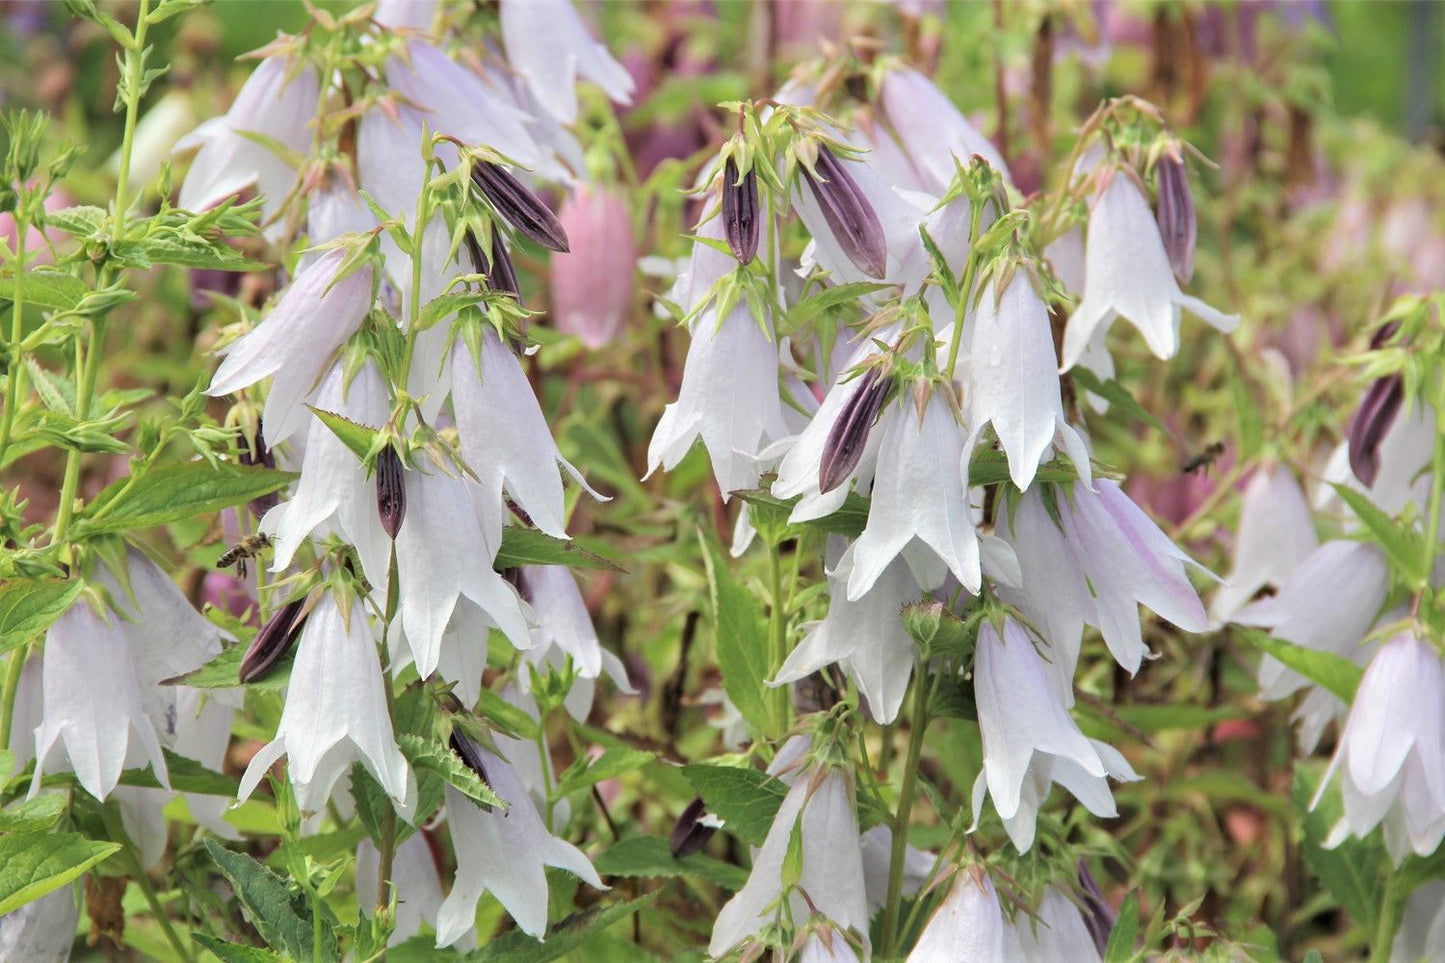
[551,185,636,348]
[798,929,863,963]
[1321,403,1435,519]
[1009,886,1104,962]
[971,617,1139,853]
[859,824,933,913]
[435,761,604,945]
[964,276,1091,490]
[0,886,78,963]
[1391,880,1445,963]
[238,595,414,819]
[907,869,1006,963]
[1061,170,1238,370]
[500,0,634,126]
[206,247,374,444]
[1315,632,1445,865]
[1209,464,1318,623]
[176,57,318,236]
[356,832,467,948]
[879,66,1011,191]
[709,763,870,958]
[516,565,634,720]
[374,0,435,31]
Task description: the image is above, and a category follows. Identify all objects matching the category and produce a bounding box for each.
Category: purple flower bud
[240,421,279,518]
[1347,372,1404,488]
[551,186,637,349]
[819,367,889,493]
[467,228,521,305]
[803,146,887,279]
[471,162,569,253]
[448,730,492,789]
[721,157,759,265]
[239,597,307,683]
[1155,150,1196,283]
[375,445,407,539]
[1076,861,1116,958]
[669,796,719,858]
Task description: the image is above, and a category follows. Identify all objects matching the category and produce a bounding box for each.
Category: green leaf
[731,488,869,539]
[475,687,540,741]
[43,205,107,238]
[0,268,89,310]
[167,642,292,691]
[398,732,504,810]
[698,531,775,738]
[202,839,340,963]
[75,462,295,536]
[0,793,66,832]
[0,578,81,656]
[1294,765,1382,935]
[458,893,660,963]
[191,935,284,962]
[133,233,269,272]
[117,749,238,796]
[1069,367,1170,436]
[1330,484,1425,586]
[681,763,788,847]
[554,748,654,799]
[1236,627,1363,704]
[495,528,625,573]
[0,831,121,915]
[307,406,380,464]
[1104,889,1141,963]
[592,835,748,890]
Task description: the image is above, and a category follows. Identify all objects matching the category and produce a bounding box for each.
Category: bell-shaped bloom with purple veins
[1210,464,1318,624]
[879,66,1011,192]
[452,330,603,544]
[0,886,79,963]
[1061,170,1238,370]
[965,276,1092,491]
[499,0,634,127]
[206,247,374,444]
[1009,886,1105,962]
[435,760,604,946]
[551,185,636,348]
[239,595,414,819]
[844,389,980,601]
[772,552,919,725]
[1314,632,1445,865]
[907,868,1007,963]
[971,617,1140,853]
[176,57,318,237]
[709,762,870,958]
[30,602,171,802]
[516,565,634,720]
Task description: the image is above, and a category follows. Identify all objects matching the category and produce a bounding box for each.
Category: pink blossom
[550,186,636,348]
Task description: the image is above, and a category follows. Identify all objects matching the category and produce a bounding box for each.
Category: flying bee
[1181,441,1226,476]
[217,532,272,578]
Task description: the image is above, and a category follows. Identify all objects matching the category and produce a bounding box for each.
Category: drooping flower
[1391,880,1445,963]
[878,66,1011,192]
[1209,464,1317,623]
[550,185,636,348]
[499,0,635,127]
[435,757,604,945]
[238,595,414,819]
[844,387,980,601]
[206,247,375,444]
[907,868,1006,963]
[1314,632,1445,865]
[709,761,870,958]
[0,886,79,962]
[1061,169,1238,370]
[972,617,1140,853]
[515,565,634,719]
[1008,886,1104,962]
[356,832,467,948]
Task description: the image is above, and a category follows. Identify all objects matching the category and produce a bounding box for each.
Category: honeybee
[217,533,272,578]
[1181,441,1226,476]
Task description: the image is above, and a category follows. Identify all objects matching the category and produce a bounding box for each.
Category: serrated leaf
[307,406,379,463]
[191,935,284,962]
[0,793,66,832]
[75,462,295,536]
[698,532,775,737]
[0,579,81,656]
[203,839,340,963]
[1236,627,1362,704]
[138,233,270,271]
[1294,766,1381,935]
[732,488,869,538]
[592,835,748,890]
[681,763,788,847]
[1104,889,1140,963]
[43,205,107,238]
[495,528,625,573]
[116,749,238,796]
[0,831,121,915]
[1330,484,1425,586]
[554,748,654,799]
[398,733,504,810]
[0,268,89,310]
[167,642,291,691]
[475,687,540,741]
[458,893,659,963]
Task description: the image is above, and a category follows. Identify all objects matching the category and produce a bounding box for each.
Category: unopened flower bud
[240,420,279,518]
[551,185,637,348]
[375,445,407,539]
[1348,321,1405,488]
[819,367,888,493]
[721,157,759,265]
[670,796,722,858]
[803,146,887,279]
[448,730,492,788]
[239,597,307,683]
[471,162,569,253]
[467,227,521,304]
[1154,150,1196,283]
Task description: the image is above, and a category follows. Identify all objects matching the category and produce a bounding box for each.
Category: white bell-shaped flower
[356,832,468,948]
[516,566,634,720]
[878,66,1011,191]
[0,886,79,963]
[1009,886,1104,962]
[907,868,1006,963]
[1210,464,1318,623]
[1061,170,1237,370]
[499,0,634,126]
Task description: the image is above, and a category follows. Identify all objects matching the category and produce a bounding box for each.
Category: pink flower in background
[551,186,636,348]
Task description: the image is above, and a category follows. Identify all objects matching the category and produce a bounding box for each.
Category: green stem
[880,665,934,958]
[51,316,106,544]
[100,806,195,963]
[0,215,28,466]
[1370,872,1409,963]
[943,202,985,383]
[110,0,151,237]
[374,540,401,916]
[766,540,791,735]
[1418,425,1445,605]
[0,640,28,751]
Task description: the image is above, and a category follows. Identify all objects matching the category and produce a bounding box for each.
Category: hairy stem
[767,539,791,735]
[881,665,933,958]
[0,213,28,465]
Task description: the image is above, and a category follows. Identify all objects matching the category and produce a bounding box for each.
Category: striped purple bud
[669,796,720,858]
[448,730,492,789]
[1077,861,1116,958]
[1155,150,1196,283]
[471,162,569,253]
[819,367,888,493]
[375,445,406,539]
[240,421,279,518]
[239,597,307,684]
[721,157,759,265]
[803,146,887,279]
[1347,321,1405,488]
[466,228,522,304]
